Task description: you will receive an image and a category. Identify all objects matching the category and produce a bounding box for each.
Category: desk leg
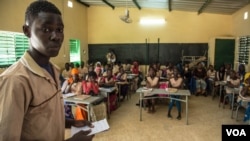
[87,105,90,121]
[219,85,222,107]
[107,93,110,119]
[118,84,121,106]
[186,95,188,125]
[231,91,235,119]
[140,92,142,121]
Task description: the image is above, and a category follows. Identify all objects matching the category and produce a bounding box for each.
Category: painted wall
[87,6,233,44]
[0,1,249,70]
[232,4,250,37]
[0,0,88,69]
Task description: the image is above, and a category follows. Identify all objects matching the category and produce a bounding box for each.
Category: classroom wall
[0,0,88,70]
[0,1,249,71]
[87,6,233,44]
[232,4,250,37]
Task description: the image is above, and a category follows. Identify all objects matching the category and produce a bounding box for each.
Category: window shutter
[15,33,29,61]
[238,36,250,64]
[69,39,81,64]
[0,31,29,68]
[0,31,15,67]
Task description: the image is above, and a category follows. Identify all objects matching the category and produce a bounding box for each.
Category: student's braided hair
[25,0,61,25]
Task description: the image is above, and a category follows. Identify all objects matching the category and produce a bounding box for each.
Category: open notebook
[73,95,91,100]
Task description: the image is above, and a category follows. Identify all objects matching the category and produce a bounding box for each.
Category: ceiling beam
[102,0,115,9]
[198,0,212,15]
[168,0,172,12]
[76,0,90,7]
[132,0,141,10]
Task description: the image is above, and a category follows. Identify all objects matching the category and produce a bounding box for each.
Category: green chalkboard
[88,43,208,65]
[214,39,235,70]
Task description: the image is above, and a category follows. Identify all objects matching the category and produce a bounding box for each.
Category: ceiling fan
[120,9,132,23]
[119,0,132,23]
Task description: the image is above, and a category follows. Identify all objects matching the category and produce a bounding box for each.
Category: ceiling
[76,0,250,15]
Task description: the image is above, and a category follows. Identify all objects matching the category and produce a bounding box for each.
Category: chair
[222,87,239,109]
[235,91,250,124]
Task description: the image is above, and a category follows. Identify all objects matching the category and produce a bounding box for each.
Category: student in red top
[82,71,99,95]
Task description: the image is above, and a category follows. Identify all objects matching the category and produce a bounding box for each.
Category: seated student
[61,70,82,95]
[166,62,174,80]
[99,69,118,112]
[102,64,112,77]
[130,61,141,91]
[75,71,100,120]
[167,68,183,120]
[206,65,216,95]
[144,66,159,113]
[61,71,83,120]
[193,62,207,96]
[214,64,226,99]
[82,71,100,95]
[237,63,246,84]
[79,61,88,79]
[62,62,71,80]
[225,70,240,109]
[94,63,103,84]
[238,75,250,122]
[99,69,116,88]
[116,66,129,101]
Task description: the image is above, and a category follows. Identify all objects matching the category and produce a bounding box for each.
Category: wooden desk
[136,88,191,125]
[99,87,116,118]
[64,96,103,121]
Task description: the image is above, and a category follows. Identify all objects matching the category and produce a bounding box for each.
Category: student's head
[72,74,80,82]
[119,66,124,73]
[64,62,70,70]
[107,69,113,77]
[209,65,214,70]
[70,62,74,69]
[80,61,84,68]
[70,68,79,82]
[88,71,97,82]
[197,62,203,68]
[23,1,64,57]
[148,67,156,77]
[75,63,80,68]
[173,67,179,77]
[229,70,237,79]
[238,64,245,73]
[219,65,225,71]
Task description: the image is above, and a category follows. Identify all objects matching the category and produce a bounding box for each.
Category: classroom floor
[65,91,247,141]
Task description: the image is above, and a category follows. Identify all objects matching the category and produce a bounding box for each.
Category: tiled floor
[65,92,247,141]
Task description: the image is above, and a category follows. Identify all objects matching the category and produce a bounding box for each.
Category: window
[0,31,29,68]
[69,39,81,64]
[238,36,250,64]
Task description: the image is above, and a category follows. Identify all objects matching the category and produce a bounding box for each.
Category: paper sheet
[71,119,110,136]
